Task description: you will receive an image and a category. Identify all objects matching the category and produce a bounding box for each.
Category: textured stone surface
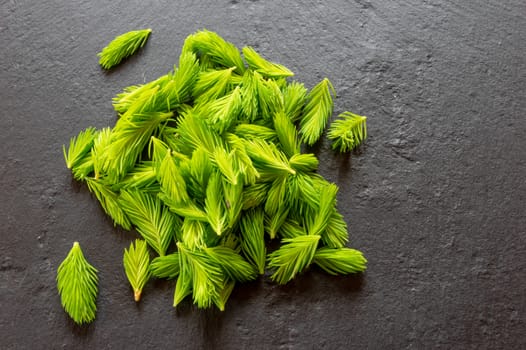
[1,0,525,348]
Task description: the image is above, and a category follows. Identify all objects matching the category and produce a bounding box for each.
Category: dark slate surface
[1,0,525,349]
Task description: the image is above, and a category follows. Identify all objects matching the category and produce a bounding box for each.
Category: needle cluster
[98,29,152,69]
[56,242,98,324]
[328,111,368,152]
[63,30,368,311]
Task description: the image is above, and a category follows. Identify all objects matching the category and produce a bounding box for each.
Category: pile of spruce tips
[62,29,368,316]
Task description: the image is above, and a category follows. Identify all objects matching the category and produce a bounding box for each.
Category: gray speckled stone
[1,0,525,348]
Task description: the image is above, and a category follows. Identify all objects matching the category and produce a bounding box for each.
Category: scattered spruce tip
[62,29,368,312]
[56,242,98,324]
[98,28,152,69]
[123,239,151,302]
[328,111,368,152]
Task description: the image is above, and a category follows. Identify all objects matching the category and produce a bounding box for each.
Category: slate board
[1,0,525,348]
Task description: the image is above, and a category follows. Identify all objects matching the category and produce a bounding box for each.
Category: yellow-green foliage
[62,30,369,314]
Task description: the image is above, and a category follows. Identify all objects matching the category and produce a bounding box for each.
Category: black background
[1,0,525,349]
